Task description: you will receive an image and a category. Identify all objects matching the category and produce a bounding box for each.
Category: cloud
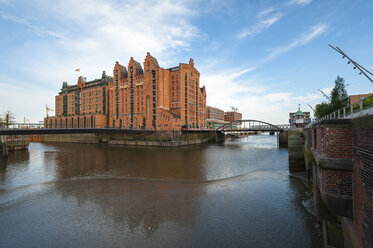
[0,82,55,123]
[262,23,327,63]
[0,11,65,39]
[199,64,326,123]
[0,0,201,122]
[237,11,283,39]
[288,0,312,5]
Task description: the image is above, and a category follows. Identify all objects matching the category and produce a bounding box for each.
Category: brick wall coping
[310,147,352,171]
[311,119,352,128]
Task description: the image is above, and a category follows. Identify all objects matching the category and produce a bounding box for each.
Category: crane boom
[46,104,54,117]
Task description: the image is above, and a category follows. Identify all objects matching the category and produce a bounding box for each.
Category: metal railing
[310,94,373,125]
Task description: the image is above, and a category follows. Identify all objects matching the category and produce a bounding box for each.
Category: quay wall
[0,135,30,158]
[305,116,373,248]
[39,131,222,147]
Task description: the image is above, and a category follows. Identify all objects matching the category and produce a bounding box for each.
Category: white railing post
[360,99,363,110]
[351,104,354,113]
[343,107,346,118]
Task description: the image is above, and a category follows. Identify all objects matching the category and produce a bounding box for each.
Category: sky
[0,0,373,124]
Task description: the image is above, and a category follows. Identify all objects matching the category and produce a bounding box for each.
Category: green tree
[330,76,349,111]
[314,102,332,119]
[2,110,15,128]
[314,76,349,119]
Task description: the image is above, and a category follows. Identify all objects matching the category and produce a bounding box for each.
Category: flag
[75,68,80,72]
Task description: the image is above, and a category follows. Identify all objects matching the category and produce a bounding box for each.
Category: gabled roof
[150,55,159,67]
[134,60,144,74]
[118,64,128,78]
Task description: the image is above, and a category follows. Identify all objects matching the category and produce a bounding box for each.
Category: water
[0,135,322,247]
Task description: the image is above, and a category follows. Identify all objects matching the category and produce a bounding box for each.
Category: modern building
[206,106,226,128]
[349,93,373,106]
[289,106,310,128]
[45,53,207,130]
[224,111,242,123]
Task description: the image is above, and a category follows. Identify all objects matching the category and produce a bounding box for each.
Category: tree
[2,110,15,128]
[330,76,348,111]
[314,76,349,119]
[314,102,332,119]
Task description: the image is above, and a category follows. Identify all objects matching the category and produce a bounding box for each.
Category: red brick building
[349,93,373,106]
[45,53,207,130]
[224,111,242,123]
[206,106,226,128]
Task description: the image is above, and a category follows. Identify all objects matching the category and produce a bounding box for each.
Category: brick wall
[352,115,373,248]
[317,127,352,159]
[317,167,352,198]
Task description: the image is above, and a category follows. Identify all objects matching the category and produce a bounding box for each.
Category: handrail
[309,94,373,126]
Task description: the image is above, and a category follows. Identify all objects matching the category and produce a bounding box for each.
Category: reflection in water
[55,179,204,238]
[0,135,322,247]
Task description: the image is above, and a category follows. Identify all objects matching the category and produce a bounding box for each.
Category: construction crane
[46,104,54,117]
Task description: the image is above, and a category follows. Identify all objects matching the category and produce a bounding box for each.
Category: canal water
[0,135,322,247]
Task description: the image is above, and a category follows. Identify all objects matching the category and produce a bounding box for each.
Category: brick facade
[45,53,207,131]
[315,127,353,159]
[311,122,353,218]
[352,115,373,248]
[310,117,373,247]
[224,111,242,123]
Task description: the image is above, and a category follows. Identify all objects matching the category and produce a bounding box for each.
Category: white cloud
[0,0,201,121]
[200,65,325,123]
[0,82,55,123]
[257,8,276,18]
[237,11,283,39]
[288,0,312,5]
[262,23,327,63]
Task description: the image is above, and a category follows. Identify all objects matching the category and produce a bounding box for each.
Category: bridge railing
[217,120,291,131]
[309,94,373,126]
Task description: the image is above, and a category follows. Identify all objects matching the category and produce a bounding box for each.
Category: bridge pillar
[0,135,8,159]
[278,130,288,148]
[215,131,225,143]
[287,130,305,172]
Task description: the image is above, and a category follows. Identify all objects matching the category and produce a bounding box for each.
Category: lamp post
[329,44,373,84]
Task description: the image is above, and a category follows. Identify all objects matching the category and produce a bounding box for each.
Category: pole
[329,44,373,84]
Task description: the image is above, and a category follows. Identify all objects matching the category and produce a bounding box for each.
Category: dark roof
[118,64,128,78]
[134,60,143,75]
[150,56,159,67]
[119,64,127,73]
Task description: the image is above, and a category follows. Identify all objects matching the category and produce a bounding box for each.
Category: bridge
[216,120,291,132]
